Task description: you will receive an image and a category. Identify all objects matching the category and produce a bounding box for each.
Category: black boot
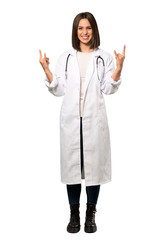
[84,203,97,233]
[67,204,80,233]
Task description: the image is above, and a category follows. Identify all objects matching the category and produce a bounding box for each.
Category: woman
[39,12,125,234]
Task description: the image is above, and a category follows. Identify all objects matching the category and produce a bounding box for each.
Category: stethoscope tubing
[65,54,105,81]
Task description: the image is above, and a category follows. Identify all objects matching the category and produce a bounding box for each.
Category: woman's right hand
[39,49,50,71]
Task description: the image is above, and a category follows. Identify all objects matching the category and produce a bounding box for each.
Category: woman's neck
[79,43,94,53]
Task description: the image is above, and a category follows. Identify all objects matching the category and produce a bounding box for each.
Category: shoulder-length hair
[72,12,100,51]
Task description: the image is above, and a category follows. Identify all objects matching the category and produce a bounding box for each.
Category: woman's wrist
[44,67,50,73]
[116,65,123,71]
[44,68,53,83]
[111,67,122,82]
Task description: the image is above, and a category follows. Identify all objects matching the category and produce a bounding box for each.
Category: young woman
[39,12,125,234]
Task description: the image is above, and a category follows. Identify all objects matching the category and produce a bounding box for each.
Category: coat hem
[61,180,82,185]
[60,178,111,186]
[84,179,112,187]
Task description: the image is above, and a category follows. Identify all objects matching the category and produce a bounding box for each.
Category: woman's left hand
[114,45,126,69]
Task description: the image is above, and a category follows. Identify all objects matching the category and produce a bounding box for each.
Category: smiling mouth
[81,36,89,40]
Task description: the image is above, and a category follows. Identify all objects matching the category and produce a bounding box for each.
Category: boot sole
[67,225,81,233]
[84,225,97,233]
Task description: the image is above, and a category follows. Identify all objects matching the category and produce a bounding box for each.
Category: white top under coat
[76,51,93,117]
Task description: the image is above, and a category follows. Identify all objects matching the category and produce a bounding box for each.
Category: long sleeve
[100,54,122,95]
[44,54,67,97]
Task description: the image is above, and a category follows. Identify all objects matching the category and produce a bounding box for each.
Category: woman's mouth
[81,36,89,40]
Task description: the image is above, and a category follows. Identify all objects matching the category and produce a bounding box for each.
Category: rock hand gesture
[114,45,126,69]
[39,49,53,83]
[39,49,50,71]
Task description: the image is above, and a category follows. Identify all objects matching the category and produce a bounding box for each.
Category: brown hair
[72,12,100,51]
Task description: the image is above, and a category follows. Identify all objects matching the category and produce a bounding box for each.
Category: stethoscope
[65,54,105,81]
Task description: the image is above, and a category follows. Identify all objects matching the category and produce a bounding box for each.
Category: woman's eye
[78,27,92,30]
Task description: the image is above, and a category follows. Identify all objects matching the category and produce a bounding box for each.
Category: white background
[0,0,160,239]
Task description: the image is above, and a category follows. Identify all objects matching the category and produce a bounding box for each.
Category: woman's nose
[83,29,88,34]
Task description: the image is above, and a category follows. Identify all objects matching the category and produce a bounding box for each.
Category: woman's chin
[80,39,92,45]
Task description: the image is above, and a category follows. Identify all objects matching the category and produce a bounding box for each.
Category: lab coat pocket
[98,107,110,149]
[60,107,66,127]
[98,107,109,130]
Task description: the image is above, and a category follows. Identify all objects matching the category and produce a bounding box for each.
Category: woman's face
[77,18,93,46]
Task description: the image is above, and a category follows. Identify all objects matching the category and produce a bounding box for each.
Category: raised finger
[39,49,42,58]
[122,45,126,56]
[44,53,46,59]
[114,50,118,58]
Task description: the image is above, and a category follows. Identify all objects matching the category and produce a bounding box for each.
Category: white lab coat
[44,47,122,186]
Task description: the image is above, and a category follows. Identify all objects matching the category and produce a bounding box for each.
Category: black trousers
[66,117,100,205]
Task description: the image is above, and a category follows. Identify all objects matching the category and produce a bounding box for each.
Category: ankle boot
[67,203,80,233]
[84,203,97,233]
